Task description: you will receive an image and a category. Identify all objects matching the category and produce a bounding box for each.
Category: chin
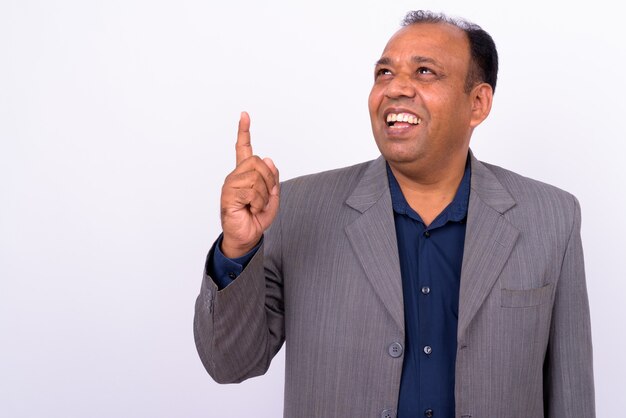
[376,141,424,165]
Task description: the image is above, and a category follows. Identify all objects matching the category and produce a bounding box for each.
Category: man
[194,10,595,418]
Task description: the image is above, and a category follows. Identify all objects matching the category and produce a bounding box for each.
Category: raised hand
[219,111,280,258]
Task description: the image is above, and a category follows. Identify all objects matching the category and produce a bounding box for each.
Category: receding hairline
[374,24,470,73]
[398,10,499,93]
[401,10,482,32]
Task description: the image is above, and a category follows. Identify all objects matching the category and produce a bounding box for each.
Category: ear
[469,83,493,128]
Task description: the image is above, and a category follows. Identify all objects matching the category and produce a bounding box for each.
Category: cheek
[368,86,382,115]
[422,92,467,124]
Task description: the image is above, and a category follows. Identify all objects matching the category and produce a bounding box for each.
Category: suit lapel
[341,153,520,336]
[458,154,519,339]
[345,157,405,331]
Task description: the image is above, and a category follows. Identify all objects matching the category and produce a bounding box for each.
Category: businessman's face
[368,23,481,170]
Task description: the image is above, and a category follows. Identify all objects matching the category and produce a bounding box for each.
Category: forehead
[379,23,471,67]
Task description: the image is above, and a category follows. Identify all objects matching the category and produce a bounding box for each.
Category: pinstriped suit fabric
[194,153,595,417]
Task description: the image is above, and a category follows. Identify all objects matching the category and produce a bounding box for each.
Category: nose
[384,74,416,99]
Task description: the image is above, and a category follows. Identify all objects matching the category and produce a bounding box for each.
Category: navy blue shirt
[209,160,471,418]
[388,162,470,418]
[208,235,261,289]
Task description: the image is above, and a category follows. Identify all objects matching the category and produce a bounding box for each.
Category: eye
[375,68,392,78]
[417,67,434,75]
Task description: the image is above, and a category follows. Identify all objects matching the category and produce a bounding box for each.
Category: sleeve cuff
[206,234,262,289]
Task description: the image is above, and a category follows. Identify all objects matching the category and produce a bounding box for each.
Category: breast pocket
[500,283,553,308]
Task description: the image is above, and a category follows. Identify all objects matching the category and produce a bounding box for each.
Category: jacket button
[381,408,395,418]
[421,286,431,295]
[423,345,432,355]
[424,408,434,417]
[388,342,403,358]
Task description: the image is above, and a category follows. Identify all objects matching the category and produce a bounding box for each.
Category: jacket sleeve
[193,222,285,384]
[543,195,595,416]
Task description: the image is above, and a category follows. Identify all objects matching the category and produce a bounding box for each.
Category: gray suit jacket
[194,153,595,418]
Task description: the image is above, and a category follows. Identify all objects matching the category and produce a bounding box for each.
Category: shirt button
[423,231,431,238]
[424,408,434,417]
[388,342,403,358]
[421,286,430,295]
[423,345,432,355]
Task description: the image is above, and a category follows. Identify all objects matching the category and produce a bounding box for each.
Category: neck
[389,151,469,226]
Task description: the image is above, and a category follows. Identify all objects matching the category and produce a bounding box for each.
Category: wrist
[220,237,259,259]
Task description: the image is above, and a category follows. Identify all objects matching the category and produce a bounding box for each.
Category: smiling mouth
[385,112,421,127]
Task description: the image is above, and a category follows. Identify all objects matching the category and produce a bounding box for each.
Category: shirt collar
[386,156,471,228]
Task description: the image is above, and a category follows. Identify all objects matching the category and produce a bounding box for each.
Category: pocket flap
[501,283,553,308]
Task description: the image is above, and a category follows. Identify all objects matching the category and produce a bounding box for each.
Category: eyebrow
[375,56,443,68]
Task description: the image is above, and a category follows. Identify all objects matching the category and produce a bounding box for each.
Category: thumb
[263,157,280,196]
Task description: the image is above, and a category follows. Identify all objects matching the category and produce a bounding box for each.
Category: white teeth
[386,112,421,125]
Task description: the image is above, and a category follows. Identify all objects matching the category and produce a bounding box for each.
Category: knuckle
[252,155,267,167]
[240,154,259,164]
[225,167,245,183]
[230,169,253,184]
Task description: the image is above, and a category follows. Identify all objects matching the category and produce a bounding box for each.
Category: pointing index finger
[236,111,253,165]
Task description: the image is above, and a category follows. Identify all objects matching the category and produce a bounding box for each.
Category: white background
[1,0,624,416]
